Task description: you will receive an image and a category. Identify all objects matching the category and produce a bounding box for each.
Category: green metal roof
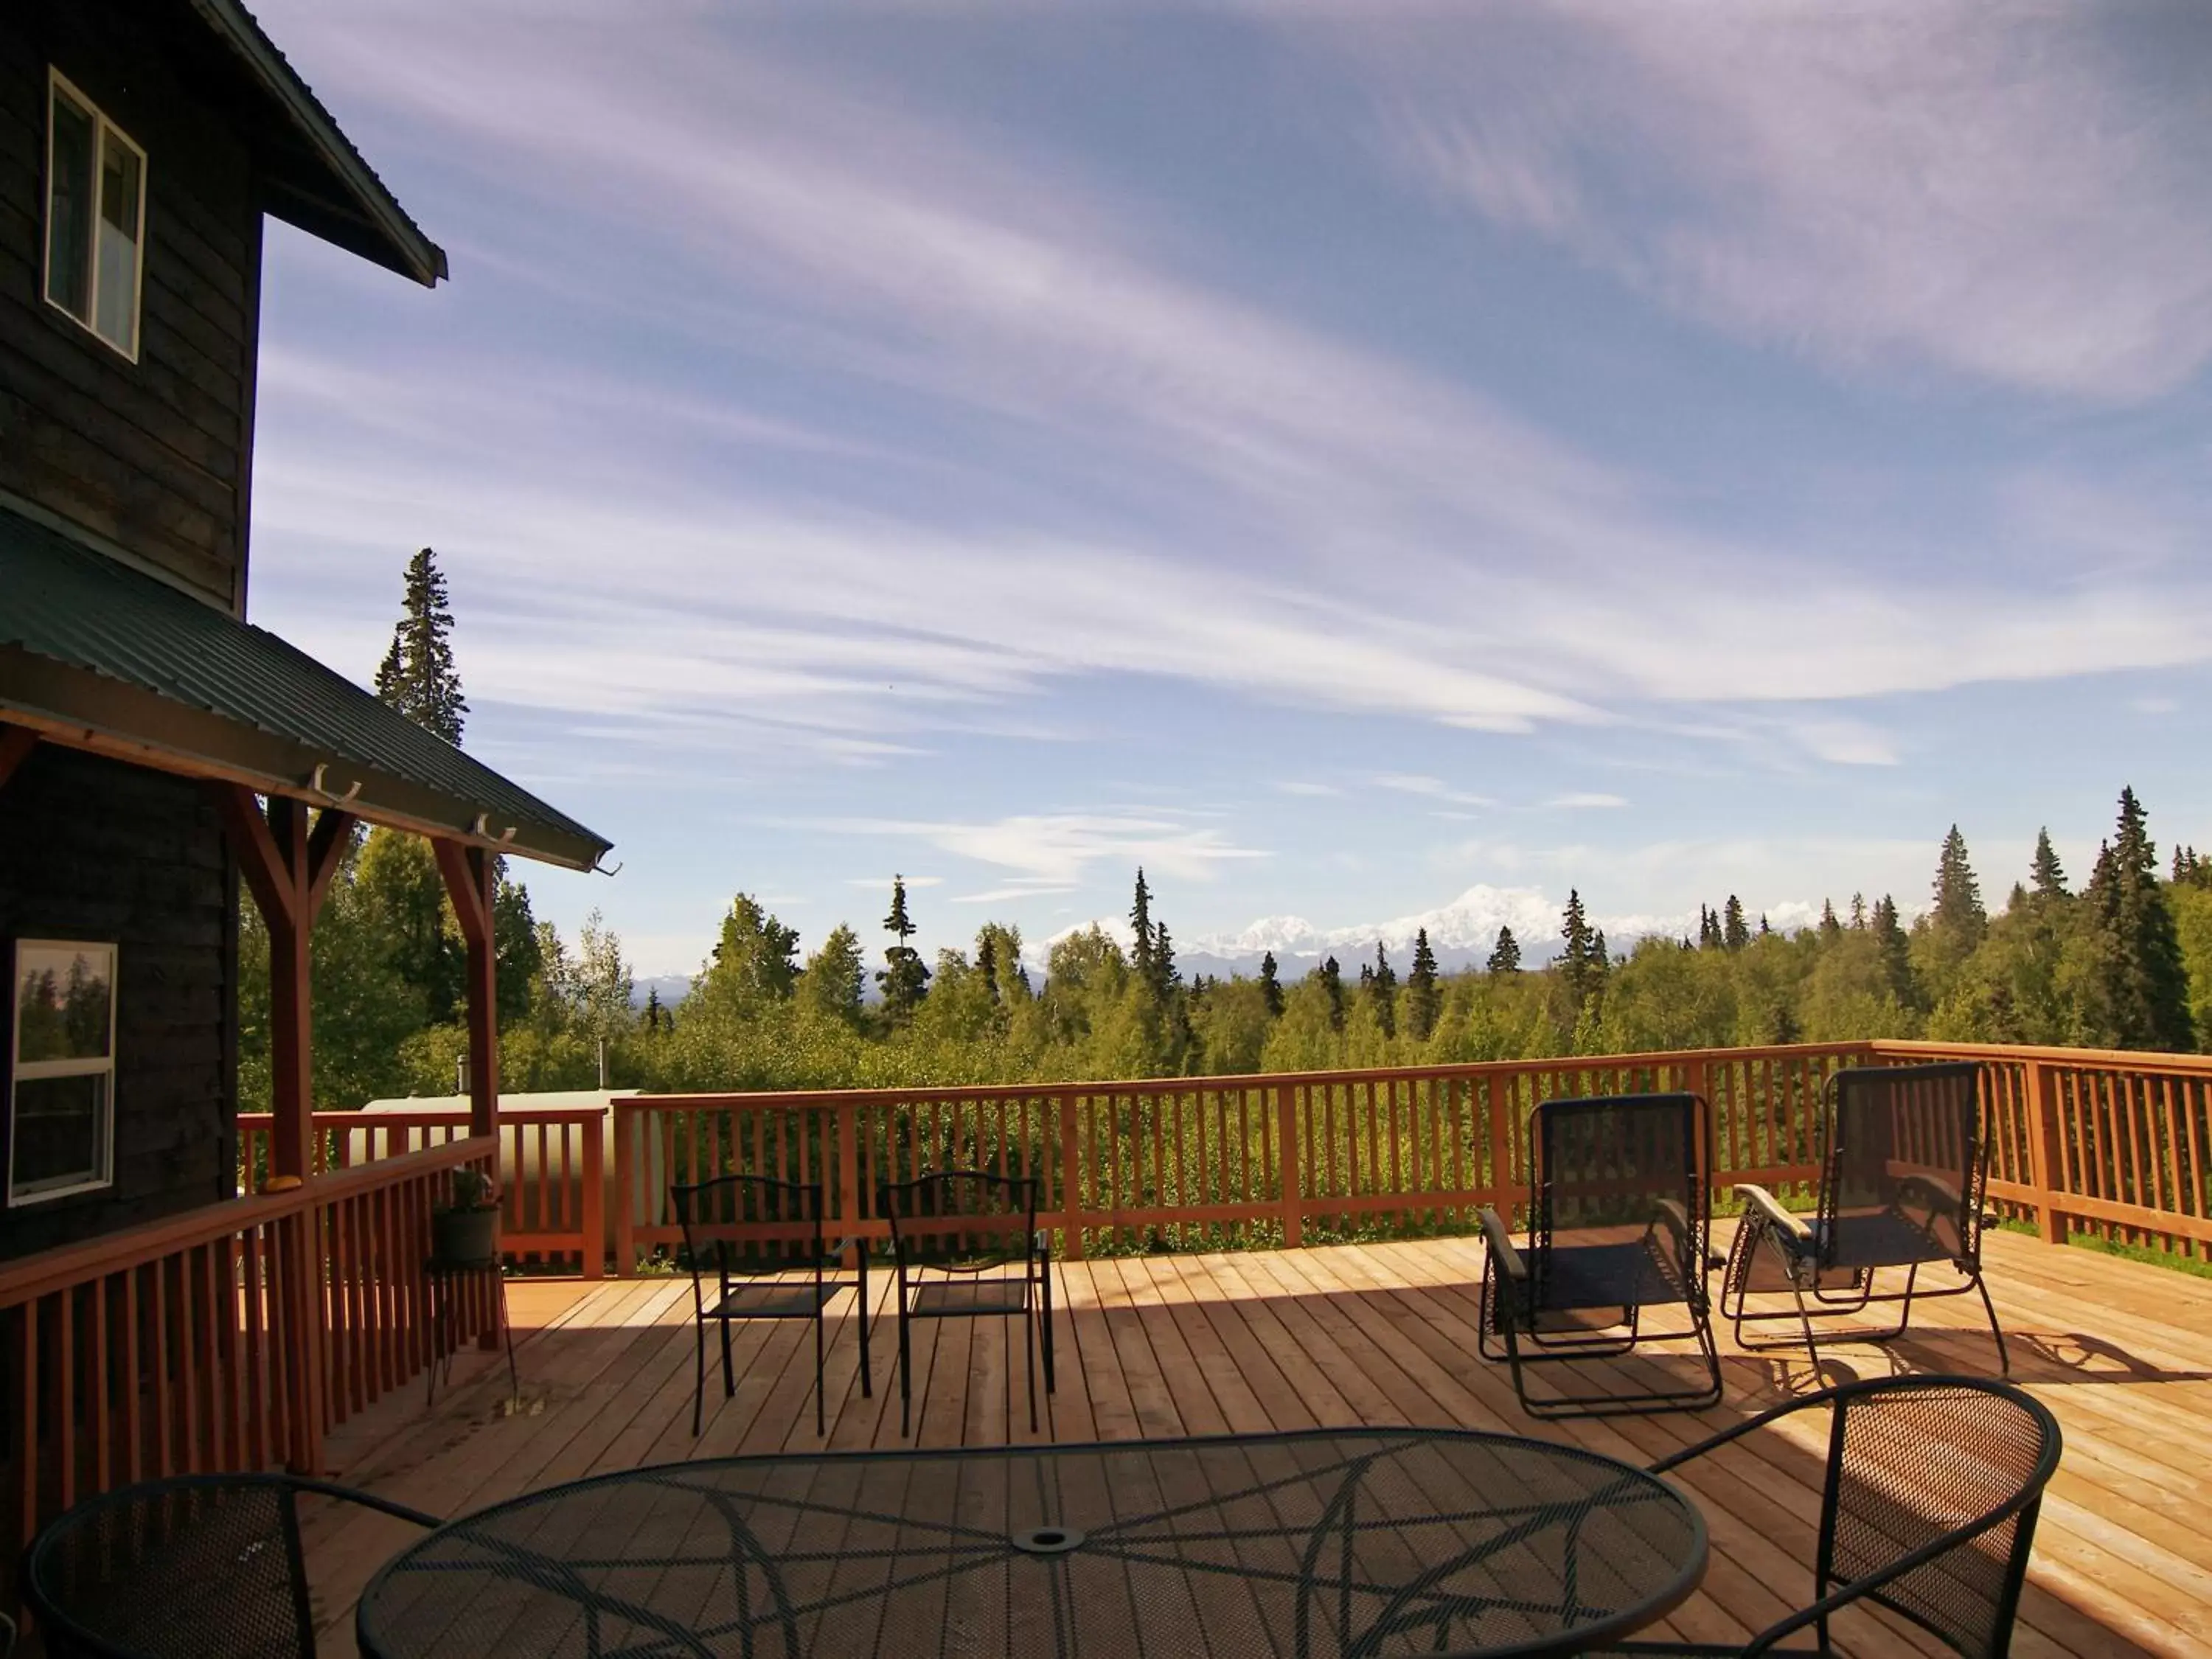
[0,504,611,872]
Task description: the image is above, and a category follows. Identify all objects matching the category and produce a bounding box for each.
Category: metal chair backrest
[1531,1092,1709,1307]
[21,1473,438,1658]
[878,1170,1039,1277]
[1815,1377,2059,1658]
[1819,1063,1986,1270]
[669,1173,827,1288]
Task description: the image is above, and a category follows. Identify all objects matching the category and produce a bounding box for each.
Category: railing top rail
[0,1134,495,1309]
[237,1107,613,1127]
[1868,1038,2212,1076]
[623,1041,1873,1113]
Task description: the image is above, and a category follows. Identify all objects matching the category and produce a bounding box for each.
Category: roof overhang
[182,0,448,286]
[1,501,610,872]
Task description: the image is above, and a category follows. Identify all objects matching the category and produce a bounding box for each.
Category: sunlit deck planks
[297,1231,2212,1658]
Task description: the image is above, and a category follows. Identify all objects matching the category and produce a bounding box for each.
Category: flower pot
[432,1206,500,1267]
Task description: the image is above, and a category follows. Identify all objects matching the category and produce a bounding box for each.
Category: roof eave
[187,0,448,288]
[0,652,609,873]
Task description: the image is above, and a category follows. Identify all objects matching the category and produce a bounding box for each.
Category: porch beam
[434,838,501,1139]
[214,788,352,1184]
[0,720,37,793]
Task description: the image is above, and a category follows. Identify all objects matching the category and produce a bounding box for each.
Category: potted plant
[433,1167,501,1265]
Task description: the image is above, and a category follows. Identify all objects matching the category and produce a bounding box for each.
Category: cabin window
[7,941,117,1206]
[44,72,145,361]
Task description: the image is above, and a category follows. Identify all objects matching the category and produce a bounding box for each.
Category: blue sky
[244,1,2212,975]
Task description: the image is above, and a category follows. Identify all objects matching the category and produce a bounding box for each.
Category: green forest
[237,553,2212,1113]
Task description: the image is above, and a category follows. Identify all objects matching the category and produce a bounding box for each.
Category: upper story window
[44,71,146,361]
[7,941,118,1206]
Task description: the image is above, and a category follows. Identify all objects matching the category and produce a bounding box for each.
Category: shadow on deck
[291,1230,2212,1658]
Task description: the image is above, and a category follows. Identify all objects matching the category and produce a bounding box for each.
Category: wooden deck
[293,1231,2212,1658]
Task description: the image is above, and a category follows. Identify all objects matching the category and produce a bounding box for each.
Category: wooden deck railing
[611,1043,1875,1267]
[237,1107,608,1277]
[0,1138,495,1557]
[608,1037,2212,1270]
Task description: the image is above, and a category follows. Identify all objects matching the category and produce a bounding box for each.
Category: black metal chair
[1597,1374,2061,1657]
[19,1472,439,1658]
[1477,1092,1722,1418]
[879,1170,1055,1436]
[670,1174,870,1438]
[1722,1062,2007,1376]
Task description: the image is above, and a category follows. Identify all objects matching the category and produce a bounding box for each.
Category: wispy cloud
[1547,792,1627,810]
[811,813,1269,886]
[1275,781,1343,797]
[1352,4,2212,400]
[1374,773,1492,807]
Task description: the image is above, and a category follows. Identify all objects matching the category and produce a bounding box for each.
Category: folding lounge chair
[1722,1062,2007,1376]
[1478,1091,1723,1419]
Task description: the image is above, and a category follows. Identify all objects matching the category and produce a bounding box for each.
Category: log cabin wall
[0,745,237,1260]
[0,0,258,613]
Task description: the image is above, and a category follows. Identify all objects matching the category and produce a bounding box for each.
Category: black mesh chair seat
[1597,1374,2060,1658]
[880,1169,1057,1435]
[21,1473,437,1658]
[672,1173,871,1438]
[1544,1239,1697,1310]
[1722,1062,2007,1376]
[1478,1093,1722,1419]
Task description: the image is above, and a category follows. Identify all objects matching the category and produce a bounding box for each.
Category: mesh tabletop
[356,1430,1704,1659]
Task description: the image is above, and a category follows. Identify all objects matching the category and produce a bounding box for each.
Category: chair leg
[814,1306,827,1438]
[1971,1268,2011,1375]
[1024,1309,1038,1434]
[1040,1263,1056,1394]
[720,1315,736,1400]
[898,1305,913,1437]
[692,1318,706,1437]
[498,1274,518,1404]
[856,1279,874,1399]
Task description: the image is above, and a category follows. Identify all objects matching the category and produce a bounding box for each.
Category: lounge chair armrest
[1478,1206,1528,1282]
[1733,1184,1813,1243]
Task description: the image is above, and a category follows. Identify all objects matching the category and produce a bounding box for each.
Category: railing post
[1489,1071,1517,1223]
[1060,1095,1085,1261]
[1276,1083,1303,1248]
[2025,1060,2066,1245]
[580,1111,607,1280]
[613,1105,637,1276]
[840,1102,863,1270]
[1678,1057,1713,1200]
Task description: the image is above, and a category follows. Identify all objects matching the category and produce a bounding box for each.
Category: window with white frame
[7,941,117,1205]
[44,70,146,361]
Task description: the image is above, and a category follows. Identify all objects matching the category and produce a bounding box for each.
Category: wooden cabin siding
[0,0,257,613]
[0,746,236,1260]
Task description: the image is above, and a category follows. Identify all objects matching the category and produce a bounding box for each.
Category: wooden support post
[1060,1096,1084,1261]
[215,789,355,1183]
[1276,1083,1303,1248]
[2025,1060,2067,1245]
[434,841,501,1139]
[0,721,38,793]
[613,1105,637,1277]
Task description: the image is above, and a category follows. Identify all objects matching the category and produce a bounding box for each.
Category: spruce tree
[1366,942,1399,1037]
[1819,899,1841,942]
[1561,889,1601,1007]
[2031,829,2068,901]
[2084,788,2191,1050]
[876,875,931,1020]
[1722,896,1749,952]
[1871,894,1916,1007]
[1317,956,1345,1032]
[1129,869,1158,993]
[1259,950,1285,1017]
[375,547,468,745]
[642,986,665,1033]
[1405,928,1441,1041]
[1930,825,1987,947]
[1848,893,1868,930]
[1488,926,1521,975]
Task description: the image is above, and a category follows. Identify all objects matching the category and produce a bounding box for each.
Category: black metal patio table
[355,1427,1706,1658]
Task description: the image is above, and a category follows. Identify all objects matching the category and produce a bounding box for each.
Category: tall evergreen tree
[1363,942,1398,1037]
[1722,896,1750,952]
[1848,892,1868,930]
[876,875,931,1020]
[1128,868,1158,993]
[1871,894,1916,1007]
[641,986,666,1033]
[2083,788,2192,1050]
[1930,825,1987,947]
[374,547,468,745]
[799,924,867,1027]
[2031,829,2069,901]
[1488,926,1522,975]
[1819,899,1841,942]
[1561,889,1602,1007]
[1259,950,1285,1017]
[700,893,800,1009]
[1405,928,1441,1041]
[1315,956,1345,1032]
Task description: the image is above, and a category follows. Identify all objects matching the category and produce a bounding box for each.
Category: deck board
[296,1231,2211,1658]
